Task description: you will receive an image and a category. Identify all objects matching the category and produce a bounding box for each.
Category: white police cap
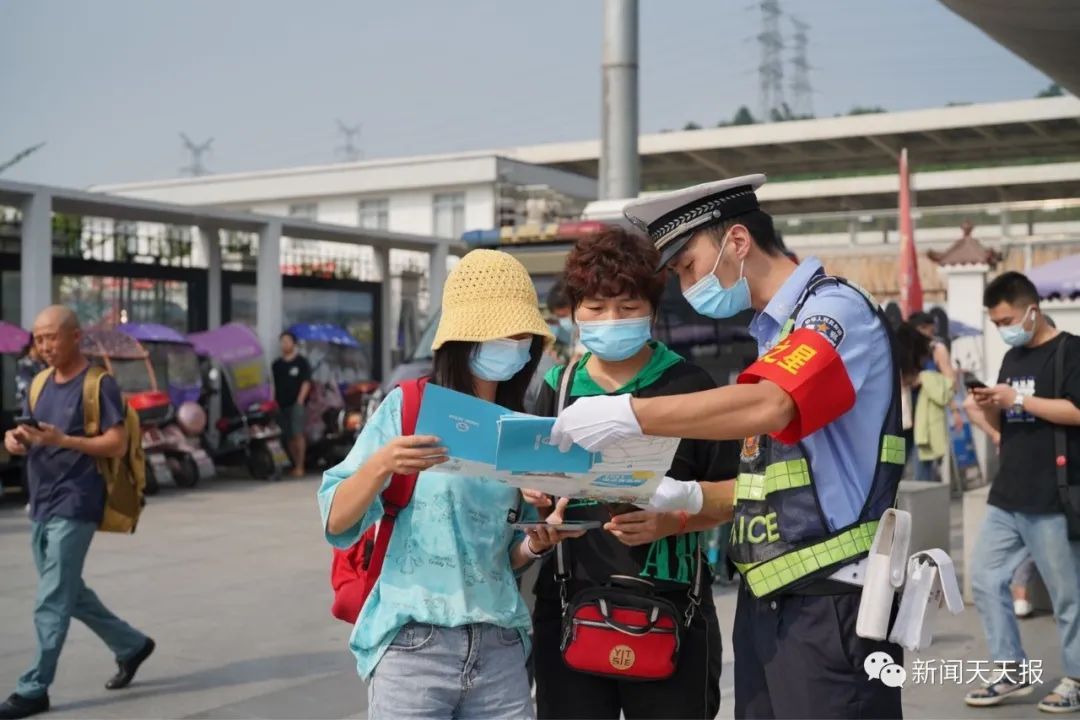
[624,174,767,269]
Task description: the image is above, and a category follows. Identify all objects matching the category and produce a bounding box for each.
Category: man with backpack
[1,306,154,720]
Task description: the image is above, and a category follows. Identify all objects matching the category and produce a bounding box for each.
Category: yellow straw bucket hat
[432,249,554,351]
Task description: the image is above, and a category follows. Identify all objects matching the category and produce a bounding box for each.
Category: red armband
[737,327,855,444]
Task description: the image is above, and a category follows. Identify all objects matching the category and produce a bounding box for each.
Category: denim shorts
[367,622,533,719]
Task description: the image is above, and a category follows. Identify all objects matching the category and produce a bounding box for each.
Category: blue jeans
[367,622,533,720]
[971,505,1080,678]
[15,518,147,699]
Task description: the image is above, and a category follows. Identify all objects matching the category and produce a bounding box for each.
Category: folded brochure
[415,382,678,504]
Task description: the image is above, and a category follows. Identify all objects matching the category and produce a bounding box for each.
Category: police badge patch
[740,435,761,463]
[801,314,845,348]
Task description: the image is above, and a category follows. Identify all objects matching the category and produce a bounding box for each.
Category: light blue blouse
[317,387,536,679]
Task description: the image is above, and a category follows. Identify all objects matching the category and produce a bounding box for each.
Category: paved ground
[0,478,1068,719]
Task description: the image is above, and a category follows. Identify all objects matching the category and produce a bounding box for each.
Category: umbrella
[948,319,982,339]
[1029,254,1080,300]
[0,321,30,354]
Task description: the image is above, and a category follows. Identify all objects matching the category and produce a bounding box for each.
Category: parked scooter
[0,321,32,498]
[118,323,217,488]
[80,328,174,495]
[189,323,290,480]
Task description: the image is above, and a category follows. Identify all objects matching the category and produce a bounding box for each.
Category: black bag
[1052,334,1080,540]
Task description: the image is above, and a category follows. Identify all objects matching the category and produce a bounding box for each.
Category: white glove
[645,476,703,514]
[550,394,643,453]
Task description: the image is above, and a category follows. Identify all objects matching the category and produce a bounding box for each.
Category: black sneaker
[1038,678,1080,714]
[965,676,1035,707]
[106,637,155,690]
[0,693,49,720]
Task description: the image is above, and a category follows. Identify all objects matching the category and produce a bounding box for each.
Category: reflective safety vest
[728,275,906,598]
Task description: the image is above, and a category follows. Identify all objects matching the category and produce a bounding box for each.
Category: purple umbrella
[1029,254,1080,300]
[0,321,31,354]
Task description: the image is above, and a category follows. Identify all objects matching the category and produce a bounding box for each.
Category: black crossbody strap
[1053,335,1072,513]
[555,361,578,608]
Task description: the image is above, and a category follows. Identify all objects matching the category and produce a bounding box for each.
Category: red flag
[898,148,923,318]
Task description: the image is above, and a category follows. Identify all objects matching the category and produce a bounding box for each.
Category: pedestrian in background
[273,331,312,477]
[964,272,1080,713]
[0,307,154,720]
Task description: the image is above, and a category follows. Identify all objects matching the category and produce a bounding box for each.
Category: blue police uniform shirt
[23,366,126,524]
[748,257,894,531]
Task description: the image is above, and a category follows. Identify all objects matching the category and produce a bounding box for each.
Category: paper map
[415,383,678,504]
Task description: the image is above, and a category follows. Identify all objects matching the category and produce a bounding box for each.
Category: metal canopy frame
[0,178,460,378]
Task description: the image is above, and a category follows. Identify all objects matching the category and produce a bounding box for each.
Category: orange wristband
[677,510,689,534]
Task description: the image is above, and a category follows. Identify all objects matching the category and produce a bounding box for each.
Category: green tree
[1037,83,1064,98]
[732,106,756,125]
[682,121,702,131]
[848,105,887,116]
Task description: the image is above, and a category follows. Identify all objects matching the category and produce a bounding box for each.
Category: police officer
[551,175,905,719]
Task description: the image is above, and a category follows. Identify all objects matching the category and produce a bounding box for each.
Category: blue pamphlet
[495,416,596,473]
[414,383,512,464]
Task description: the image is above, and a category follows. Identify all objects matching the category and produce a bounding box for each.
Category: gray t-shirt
[24,366,125,524]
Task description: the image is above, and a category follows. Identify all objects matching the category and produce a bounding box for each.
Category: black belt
[781,578,861,597]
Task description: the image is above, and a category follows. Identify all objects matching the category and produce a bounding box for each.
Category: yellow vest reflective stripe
[881,434,907,465]
[734,520,879,597]
[734,458,812,504]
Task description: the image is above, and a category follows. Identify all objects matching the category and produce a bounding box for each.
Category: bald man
[0,307,154,720]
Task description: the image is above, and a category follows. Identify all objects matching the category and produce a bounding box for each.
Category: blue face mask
[999,306,1036,348]
[470,338,532,381]
[682,232,752,320]
[578,316,652,361]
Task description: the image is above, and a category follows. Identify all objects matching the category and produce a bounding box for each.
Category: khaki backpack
[29,365,146,533]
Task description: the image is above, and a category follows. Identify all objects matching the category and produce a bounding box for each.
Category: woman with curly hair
[527,227,740,719]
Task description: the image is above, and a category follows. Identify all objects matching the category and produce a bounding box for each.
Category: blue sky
[0,0,1054,188]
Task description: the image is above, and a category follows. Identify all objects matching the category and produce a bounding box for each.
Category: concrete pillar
[428,243,449,312]
[20,191,53,328]
[599,0,639,200]
[256,220,283,355]
[940,261,991,479]
[196,226,223,330]
[374,247,394,381]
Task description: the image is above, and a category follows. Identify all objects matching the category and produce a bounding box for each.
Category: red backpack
[330,377,428,623]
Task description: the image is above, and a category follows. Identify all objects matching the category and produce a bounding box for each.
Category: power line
[336,120,362,162]
[179,133,212,176]
[789,15,814,117]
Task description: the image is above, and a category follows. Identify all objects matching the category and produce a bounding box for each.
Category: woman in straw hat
[318,250,578,719]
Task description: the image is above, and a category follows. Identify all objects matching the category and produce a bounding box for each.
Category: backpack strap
[28,368,55,413]
[381,377,428,511]
[82,365,108,437]
[364,377,429,581]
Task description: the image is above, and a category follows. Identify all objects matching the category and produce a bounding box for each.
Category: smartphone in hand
[14,416,41,430]
[963,376,988,391]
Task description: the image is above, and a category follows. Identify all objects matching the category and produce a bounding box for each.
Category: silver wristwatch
[1012,393,1025,412]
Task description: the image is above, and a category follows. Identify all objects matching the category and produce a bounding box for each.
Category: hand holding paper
[550,394,643,452]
